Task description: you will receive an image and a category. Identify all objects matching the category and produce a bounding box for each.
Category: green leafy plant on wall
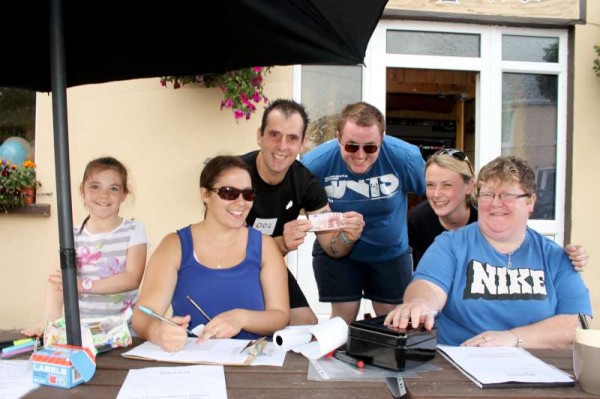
[160,67,271,120]
[0,159,40,211]
[594,45,600,78]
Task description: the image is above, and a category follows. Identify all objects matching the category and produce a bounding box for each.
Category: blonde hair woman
[408,149,588,271]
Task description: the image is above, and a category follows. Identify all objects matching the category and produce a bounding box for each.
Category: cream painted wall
[572,2,600,328]
[2,8,600,330]
[0,67,293,329]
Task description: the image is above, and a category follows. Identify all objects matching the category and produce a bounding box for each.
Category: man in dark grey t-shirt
[241,99,364,325]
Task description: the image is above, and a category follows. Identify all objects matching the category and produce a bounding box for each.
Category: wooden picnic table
[2,331,596,398]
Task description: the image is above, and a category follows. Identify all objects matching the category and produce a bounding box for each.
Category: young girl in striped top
[23,156,147,336]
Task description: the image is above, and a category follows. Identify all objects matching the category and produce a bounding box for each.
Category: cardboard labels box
[31,344,96,389]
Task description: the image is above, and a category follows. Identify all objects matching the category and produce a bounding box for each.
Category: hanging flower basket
[160,67,271,120]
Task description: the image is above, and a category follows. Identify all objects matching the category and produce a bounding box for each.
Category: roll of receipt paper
[273,317,348,359]
[274,327,313,351]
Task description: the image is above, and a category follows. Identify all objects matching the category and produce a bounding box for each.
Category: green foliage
[594,45,600,78]
[160,67,271,120]
[18,160,41,188]
[0,160,22,210]
[0,159,40,211]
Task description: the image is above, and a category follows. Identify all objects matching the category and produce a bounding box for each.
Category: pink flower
[240,93,257,110]
[76,246,102,268]
[160,79,166,87]
[225,98,234,108]
[173,81,181,89]
[234,109,245,119]
[252,67,262,73]
[252,92,261,102]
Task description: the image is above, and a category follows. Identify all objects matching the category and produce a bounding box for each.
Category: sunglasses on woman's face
[343,142,380,154]
[209,186,256,201]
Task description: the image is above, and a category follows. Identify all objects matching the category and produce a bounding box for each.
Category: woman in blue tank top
[132,156,290,352]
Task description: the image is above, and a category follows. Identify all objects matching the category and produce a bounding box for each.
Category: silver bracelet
[340,231,355,246]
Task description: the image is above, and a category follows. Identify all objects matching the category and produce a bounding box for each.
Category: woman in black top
[408,149,476,267]
[408,149,588,271]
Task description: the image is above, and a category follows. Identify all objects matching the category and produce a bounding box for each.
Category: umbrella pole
[49,0,82,347]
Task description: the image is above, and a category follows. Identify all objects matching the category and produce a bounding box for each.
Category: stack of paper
[122,338,285,366]
[437,345,574,389]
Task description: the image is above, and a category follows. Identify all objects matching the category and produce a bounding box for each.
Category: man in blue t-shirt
[242,99,364,325]
[302,102,425,324]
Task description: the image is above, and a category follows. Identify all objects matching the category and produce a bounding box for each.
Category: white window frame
[362,20,568,243]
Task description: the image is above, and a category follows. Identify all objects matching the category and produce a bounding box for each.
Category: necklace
[505,235,526,268]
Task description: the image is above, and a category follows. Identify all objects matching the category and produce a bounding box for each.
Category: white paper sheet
[122,338,285,366]
[437,345,574,388]
[0,360,39,399]
[273,317,348,359]
[116,365,226,399]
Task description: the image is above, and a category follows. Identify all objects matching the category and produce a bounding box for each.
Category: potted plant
[0,159,41,211]
[18,160,41,205]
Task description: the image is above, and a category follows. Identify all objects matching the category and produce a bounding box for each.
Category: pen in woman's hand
[185,295,212,321]
[138,305,197,337]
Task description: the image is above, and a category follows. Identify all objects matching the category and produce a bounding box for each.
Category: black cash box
[346,315,437,371]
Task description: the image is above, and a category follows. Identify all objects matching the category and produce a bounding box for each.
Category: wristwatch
[81,278,93,297]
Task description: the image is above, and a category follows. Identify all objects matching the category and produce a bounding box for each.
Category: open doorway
[384,68,477,212]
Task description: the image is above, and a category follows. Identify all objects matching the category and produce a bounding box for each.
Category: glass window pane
[0,87,36,162]
[300,65,362,153]
[387,30,480,57]
[501,73,557,220]
[502,35,559,62]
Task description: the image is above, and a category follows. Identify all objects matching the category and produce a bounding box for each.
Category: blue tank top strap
[247,227,262,271]
[176,225,194,269]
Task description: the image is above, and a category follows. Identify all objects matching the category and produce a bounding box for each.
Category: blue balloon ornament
[0,139,30,166]
[4,137,31,153]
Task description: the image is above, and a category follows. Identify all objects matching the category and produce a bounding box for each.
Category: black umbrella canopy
[3,0,387,92]
[1,0,387,345]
